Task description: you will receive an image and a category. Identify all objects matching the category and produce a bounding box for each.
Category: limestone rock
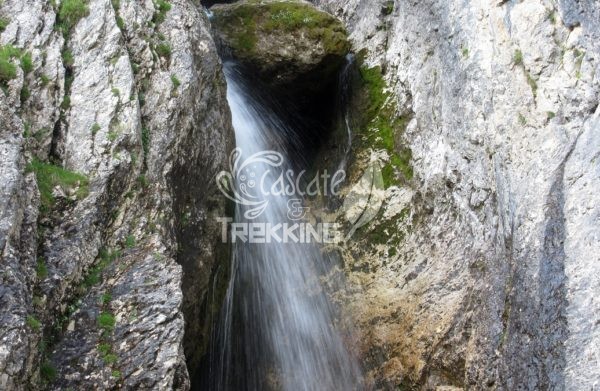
[313,0,600,389]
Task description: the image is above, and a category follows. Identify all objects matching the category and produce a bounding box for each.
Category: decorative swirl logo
[216,148,284,220]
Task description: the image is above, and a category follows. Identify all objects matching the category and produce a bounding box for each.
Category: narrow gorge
[0,0,599,390]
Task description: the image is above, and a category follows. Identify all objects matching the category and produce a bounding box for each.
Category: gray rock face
[312,0,600,389]
[0,0,233,389]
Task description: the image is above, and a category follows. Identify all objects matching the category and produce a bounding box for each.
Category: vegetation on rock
[214,1,349,56]
[358,65,413,187]
[26,158,89,211]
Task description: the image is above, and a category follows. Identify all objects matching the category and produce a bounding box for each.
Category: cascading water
[205,62,363,390]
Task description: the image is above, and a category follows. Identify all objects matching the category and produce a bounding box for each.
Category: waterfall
[206,62,363,390]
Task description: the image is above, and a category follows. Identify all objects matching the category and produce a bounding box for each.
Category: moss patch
[26,158,89,212]
[57,0,89,36]
[213,1,349,56]
[358,66,413,188]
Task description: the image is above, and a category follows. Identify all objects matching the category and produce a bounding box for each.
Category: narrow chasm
[191,1,367,389]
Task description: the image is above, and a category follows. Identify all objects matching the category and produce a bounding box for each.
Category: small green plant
[518,113,527,125]
[101,292,112,305]
[526,72,538,97]
[98,342,111,355]
[91,122,101,135]
[152,0,172,24]
[40,74,51,86]
[108,129,118,142]
[461,47,469,58]
[83,248,119,288]
[111,0,120,10]
[20,86,30,103]
[0,44,23,85]
[170,74,180,89]
[116,16,125,30]
[513,49,523,66]
[57,0,90,34]
[26,158,89,210]
[547,111,556,120]
[97,312,116,332]
[20,52,33,74]
[0,17,10,32]
[36,258,48,279]
[103,353,118,365]
[111,87,120,97]
[40,361,57,382]
[381,1,394,16]
[62,49,74,68]
[32,295,44,307]
[548,10,556,24]
[111,370,121,379]
[125,235,136,248]
[155,42,171,60]
[137,174,149,188]
[141,127,150,158]
[60,95,71,110]
[26,315,42,331]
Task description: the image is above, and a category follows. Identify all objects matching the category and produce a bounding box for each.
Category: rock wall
[0,0,233,389]
[312,0,600,389]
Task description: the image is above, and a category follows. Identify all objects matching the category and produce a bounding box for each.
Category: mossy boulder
[211,0,350,93]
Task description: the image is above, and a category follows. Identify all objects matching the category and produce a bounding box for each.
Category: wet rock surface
[312,0,600,389]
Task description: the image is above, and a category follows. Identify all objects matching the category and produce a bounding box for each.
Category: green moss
[57,0,89,35]
[461,47,469,58]
[111,0,120,9]
[358,66,413,187]
[60,95,71,110]
[91,122,101,135]
[214,2,348,56]
[97,312,116,332]
[518,113,527,125]
[26,315,42,331]
[0,17,10,32]
[36,258,48,279]
[26,158,89,211]
[111,370,121,378]
[111,87,120,97]
[547,111,556,120]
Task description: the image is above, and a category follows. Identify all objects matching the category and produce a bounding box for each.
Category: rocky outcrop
[211,0,350,94]
[0,0,233,389]
[312,0,600,389]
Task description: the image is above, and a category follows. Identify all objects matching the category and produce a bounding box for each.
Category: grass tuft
[57,0,89,35]
[26,158,89,211]
[26,315,42,331]
[98,312,116,332]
